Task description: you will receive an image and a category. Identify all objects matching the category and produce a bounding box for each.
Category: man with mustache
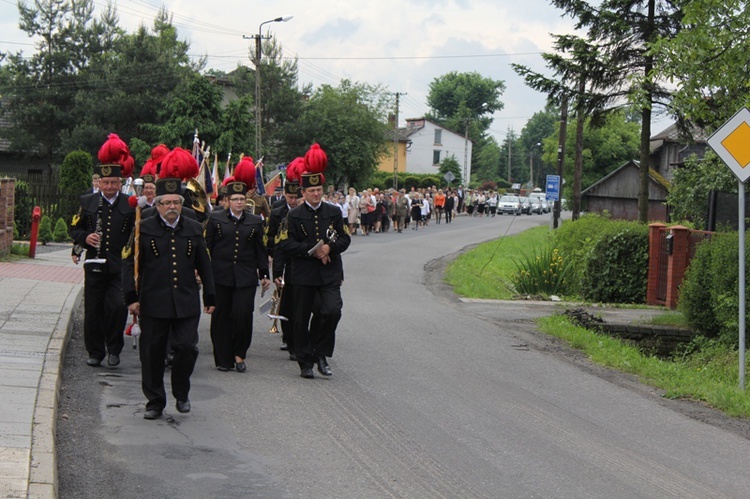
[122,176,215,420]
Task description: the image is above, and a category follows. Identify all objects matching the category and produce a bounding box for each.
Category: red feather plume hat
[150,144,170,176]
[233,156,257,188]
[301,143,327,188]
[140,159,157,184]
[96,133,133,178]
[159,147,199,181]
[284,156,305,196]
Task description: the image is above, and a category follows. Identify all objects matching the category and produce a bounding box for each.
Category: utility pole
[463,120,470,186]
[507,128,513,184]
[243,16,292,159]
[393,92,406,190]
[553,98,568,229]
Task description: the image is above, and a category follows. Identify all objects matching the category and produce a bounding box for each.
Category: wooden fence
[9,172,80,239]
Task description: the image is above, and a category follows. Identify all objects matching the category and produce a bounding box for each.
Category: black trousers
[83,270,127,360]
[210,284,257,368]
[292,283,342,369]
[139,315,200,412]
[445,208,453,223]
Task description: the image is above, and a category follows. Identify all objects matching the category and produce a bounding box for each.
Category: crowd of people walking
[321,185,505,235]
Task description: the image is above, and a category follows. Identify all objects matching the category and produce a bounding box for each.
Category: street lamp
[245,15,293,159]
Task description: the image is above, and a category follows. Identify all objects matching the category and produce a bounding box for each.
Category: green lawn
[444,225,551,299]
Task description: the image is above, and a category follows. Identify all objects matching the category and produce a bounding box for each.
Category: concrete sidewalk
[0,247,83,499]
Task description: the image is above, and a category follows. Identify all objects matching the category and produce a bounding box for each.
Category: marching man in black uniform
[266,157,305,358]
[278,144,350,379]
[70,134,136,368]
[122,171,216,420]
[204,179,270,372]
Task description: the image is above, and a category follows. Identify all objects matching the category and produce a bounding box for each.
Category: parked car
[527,197,543,214]
[528,193,549,213]
[519,196,533,215]
[498,195,522,215]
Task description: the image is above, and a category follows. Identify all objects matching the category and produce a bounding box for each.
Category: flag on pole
[223,151,233,183]
[255,157,266,195]
[209,154,219,199]
[264,172,283,195]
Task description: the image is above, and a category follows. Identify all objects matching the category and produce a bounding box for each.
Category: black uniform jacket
[69,192,135,274]
[204,209,269,288]
[278,201,350,287]
[267,203,292,280]
[122,215,215,319]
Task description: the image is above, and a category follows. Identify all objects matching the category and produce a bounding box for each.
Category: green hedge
[679,231,748,340]
[580,223,649,303]
[551,214,649,303]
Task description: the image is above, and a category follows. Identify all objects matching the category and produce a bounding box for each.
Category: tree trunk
[572,77,586,221]
[638,0,656,224]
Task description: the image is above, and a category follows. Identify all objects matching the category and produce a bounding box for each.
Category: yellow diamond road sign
[708,107,750,183]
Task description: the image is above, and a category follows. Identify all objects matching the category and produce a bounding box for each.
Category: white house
[402,118,472,181]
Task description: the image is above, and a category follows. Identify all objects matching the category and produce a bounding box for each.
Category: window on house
[434,129,442,144]
[433,150,441,165]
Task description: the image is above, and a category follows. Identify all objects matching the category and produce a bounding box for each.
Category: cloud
[301,17,362,44]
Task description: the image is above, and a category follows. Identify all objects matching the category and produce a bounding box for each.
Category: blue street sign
[546,175,560,201]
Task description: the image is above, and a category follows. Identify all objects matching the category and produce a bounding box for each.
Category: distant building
[581,160,670,221]
[0,97,47,176]
[649,123,708,182]
[401,118,471,179]
[376,127,410,176]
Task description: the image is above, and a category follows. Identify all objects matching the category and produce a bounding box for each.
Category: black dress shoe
[300,367,314,379]
[164,353,174,368]
[86,358,101,367]
[316,357,332,376]
[235,361,247,373]
[143,409,162,420]
[217,366,230,372]
[280,342,288,351]
[107,354,120,367]
[176,400,191,413]
[289,352,297,361]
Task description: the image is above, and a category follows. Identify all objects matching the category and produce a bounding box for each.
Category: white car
[498,195,522,215]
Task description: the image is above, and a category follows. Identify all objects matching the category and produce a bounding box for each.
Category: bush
[13,221,19,240]
[14,180,33,239]
[580,222,649,303]
[38,215,53,245]
[512,245,572,296]
[552,214,613,295]
[60,151,92,224]
[419,175,440,189]
[679,231,749,340]
[53,217,69,242]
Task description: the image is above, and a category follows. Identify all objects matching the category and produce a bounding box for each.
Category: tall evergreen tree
[550,0,683,222]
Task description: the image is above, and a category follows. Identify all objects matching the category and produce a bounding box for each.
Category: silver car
[498,195,521,215]
[528,193,550,213]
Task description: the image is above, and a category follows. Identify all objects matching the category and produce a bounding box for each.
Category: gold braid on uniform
[187,238,193,257]
[121,230,134,259]
[150,238,159,257]
[275,217,289,244]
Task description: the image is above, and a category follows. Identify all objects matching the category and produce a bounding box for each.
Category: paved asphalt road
[58,213,750,498]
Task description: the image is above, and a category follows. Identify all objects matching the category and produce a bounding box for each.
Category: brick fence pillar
[647,223,666,306]
[0,178,15,257]
[665,225,690,310]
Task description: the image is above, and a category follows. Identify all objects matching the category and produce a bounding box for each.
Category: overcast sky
[0,0,673,145]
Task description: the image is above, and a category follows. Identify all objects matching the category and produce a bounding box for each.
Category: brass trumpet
[267,277,287,333]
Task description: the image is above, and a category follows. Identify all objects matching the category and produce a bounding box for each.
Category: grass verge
[538,315,750,418]
[445,225,552,299]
